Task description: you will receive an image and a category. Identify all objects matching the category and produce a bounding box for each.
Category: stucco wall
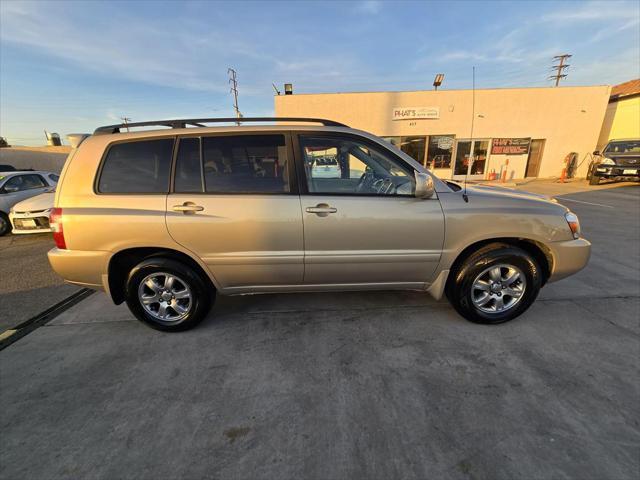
[275,85,611,179]
[597,96,640,149]
[0,146,71,173]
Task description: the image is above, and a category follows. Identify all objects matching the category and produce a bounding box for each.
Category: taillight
[565,211,580,239]
[50,207,66,249]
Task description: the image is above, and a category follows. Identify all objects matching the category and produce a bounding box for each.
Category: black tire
[446,243,542,325]
[589,173,601,185]
[585,163,594,181]
[0,212,11,236]
[125,257,214,332]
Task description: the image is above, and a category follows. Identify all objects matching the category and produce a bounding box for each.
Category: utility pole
[228,68,242,125]
[549,54,571,87]
[120,116,131,132]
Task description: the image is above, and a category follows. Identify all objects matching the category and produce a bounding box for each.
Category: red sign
[491,138,531,155]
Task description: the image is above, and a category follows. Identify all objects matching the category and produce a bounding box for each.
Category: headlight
[600,158,615,165]
[565,212,581,239]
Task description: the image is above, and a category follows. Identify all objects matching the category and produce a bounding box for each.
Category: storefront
[274,85,611,180]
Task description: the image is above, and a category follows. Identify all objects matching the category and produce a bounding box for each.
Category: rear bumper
[547,238,591,283]
[48,248,109,290]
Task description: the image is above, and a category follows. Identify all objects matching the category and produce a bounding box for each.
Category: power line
[228,68,242,125]
[548,54,572,87]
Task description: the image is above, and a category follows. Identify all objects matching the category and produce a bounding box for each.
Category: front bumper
[594,165,640,178]
[547,238,591,283]
[9,213,52,234]
[48,248,110,290]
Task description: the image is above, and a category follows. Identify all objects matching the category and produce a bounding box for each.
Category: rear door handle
[173,202,204,213]
[305,203,337,217]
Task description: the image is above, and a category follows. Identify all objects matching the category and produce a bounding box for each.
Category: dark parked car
[588,139,640,185]
[0,164,17,172]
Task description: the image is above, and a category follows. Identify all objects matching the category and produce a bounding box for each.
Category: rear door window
[202,135,289,193]
[98,138,174,193]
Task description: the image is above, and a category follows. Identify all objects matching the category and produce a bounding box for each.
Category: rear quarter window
[97,138,174,193]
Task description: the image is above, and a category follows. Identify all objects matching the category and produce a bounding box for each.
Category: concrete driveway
[1,183,638,480]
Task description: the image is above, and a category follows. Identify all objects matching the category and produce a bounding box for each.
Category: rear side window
[98,139,174,193]
[202,135,289,193]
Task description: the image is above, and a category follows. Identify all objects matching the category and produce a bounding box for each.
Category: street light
[284,83,293,95]
[433,73,445,91]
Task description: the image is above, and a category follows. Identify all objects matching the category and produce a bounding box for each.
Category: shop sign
[392,106,440,121]
[491,138,531,155]
[436,136,454,150]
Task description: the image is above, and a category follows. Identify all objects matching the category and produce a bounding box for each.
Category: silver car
[0,171,59,235]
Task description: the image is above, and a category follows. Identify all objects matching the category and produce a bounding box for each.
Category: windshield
[604,140,640,154]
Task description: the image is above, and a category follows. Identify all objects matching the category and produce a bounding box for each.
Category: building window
[427,135,455,169]
[382,136,427,166]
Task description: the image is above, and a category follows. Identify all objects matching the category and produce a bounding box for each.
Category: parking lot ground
[0,233,79,331]
[1,183,639,479]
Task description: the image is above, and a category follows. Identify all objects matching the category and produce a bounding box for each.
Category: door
[1,173,49,208]
[526,139,545,177]
[296,133,445,286]
[166,133,304,289]
[453,140,490,180]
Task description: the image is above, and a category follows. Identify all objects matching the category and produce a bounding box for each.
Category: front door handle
[173,202,204,214]
[305,203,337,217]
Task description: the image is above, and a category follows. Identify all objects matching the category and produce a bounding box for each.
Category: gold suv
[49,118,590,331]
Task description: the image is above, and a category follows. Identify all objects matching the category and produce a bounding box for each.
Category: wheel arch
[107,247,217,304]
[446,237,553,289]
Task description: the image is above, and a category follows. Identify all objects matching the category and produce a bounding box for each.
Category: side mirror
[3,185,19,193]
[593,150,600,156]
[415,172,435,199]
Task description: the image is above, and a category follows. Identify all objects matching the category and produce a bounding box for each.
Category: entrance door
[453,140,490,180]
[296,132,445,286]
[526,139,545,177]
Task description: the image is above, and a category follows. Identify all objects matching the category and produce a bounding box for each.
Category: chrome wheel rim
[137,272,192,322]
[471,264,527,314]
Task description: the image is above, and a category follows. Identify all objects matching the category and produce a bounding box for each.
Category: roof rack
[93,117,348,135]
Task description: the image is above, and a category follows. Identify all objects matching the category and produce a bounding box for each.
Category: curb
[0,289,94,351]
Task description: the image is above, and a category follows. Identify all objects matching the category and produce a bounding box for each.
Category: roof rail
[93,117,348,134]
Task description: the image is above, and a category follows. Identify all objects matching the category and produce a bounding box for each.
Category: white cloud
[541,0,639,22]
[355,1,383,15]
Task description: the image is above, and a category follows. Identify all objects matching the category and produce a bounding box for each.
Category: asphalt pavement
[0,233,78,331]
[1,182,638,480]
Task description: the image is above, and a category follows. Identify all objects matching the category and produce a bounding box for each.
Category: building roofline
[274,84,611,97]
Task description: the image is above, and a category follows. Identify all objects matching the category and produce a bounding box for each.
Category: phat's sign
[392,107,440,120]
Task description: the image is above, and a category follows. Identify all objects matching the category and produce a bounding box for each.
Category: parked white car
[10,191,55,234]
[0,171,59,235]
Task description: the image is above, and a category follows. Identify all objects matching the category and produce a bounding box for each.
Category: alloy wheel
[137,272,193,322]
[471,264,527,314]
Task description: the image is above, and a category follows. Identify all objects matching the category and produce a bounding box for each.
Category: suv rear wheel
[125,257,214,331]
[446,244,542,324]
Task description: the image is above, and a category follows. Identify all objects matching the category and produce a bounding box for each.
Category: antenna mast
[228,68,242,125]
[462,66,475,203]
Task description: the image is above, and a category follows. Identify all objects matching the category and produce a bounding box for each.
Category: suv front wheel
[125,257,214,331]
[446,244,542,324]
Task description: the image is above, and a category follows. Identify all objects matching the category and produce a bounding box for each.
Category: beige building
[597,78,640,149]
[275,85,611,180]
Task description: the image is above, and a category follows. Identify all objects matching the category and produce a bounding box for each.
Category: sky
[1,0,639,145]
